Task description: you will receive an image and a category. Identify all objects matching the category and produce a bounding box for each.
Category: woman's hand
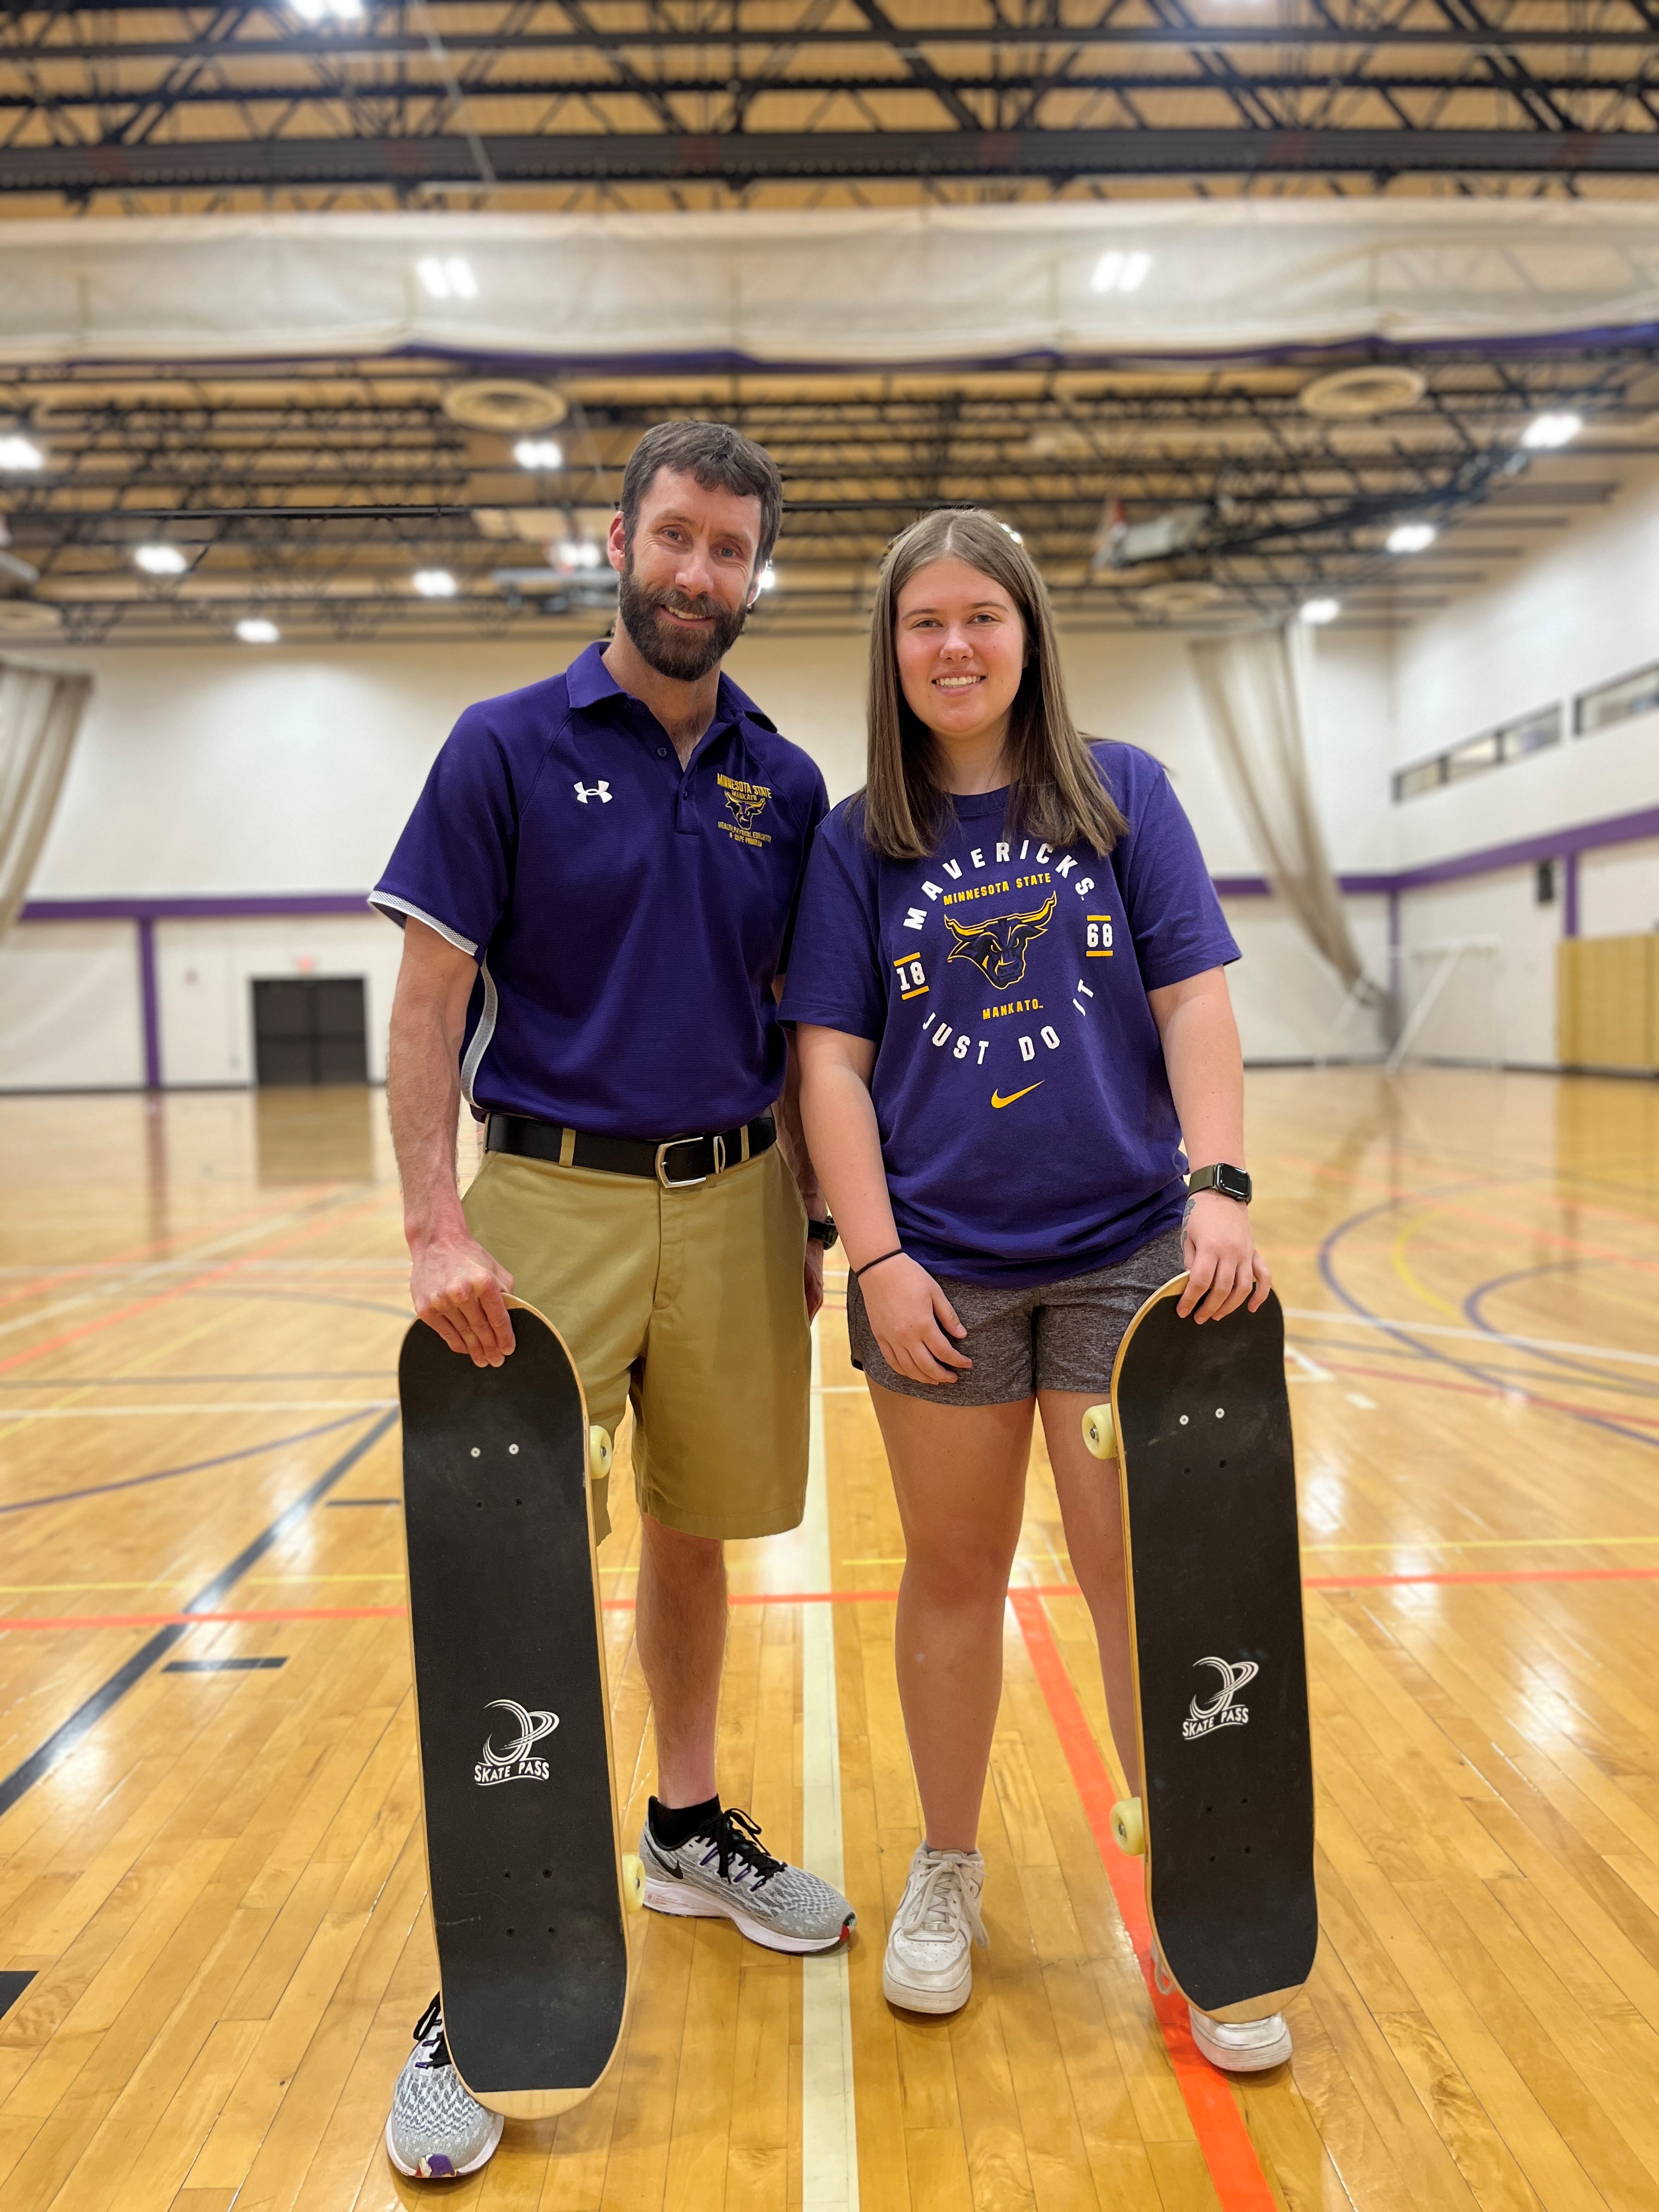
[1177,1192,1271,1324]
[860,1255,973,1385]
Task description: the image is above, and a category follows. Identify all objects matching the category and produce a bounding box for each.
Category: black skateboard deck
[1083,1276,1316,2022]
[399,1298,637,2117]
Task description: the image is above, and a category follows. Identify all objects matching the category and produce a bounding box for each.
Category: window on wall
[1575,659,1659,737]
[1391,703,1562,803]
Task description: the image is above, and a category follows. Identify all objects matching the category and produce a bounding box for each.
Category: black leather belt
[485,1110,776,1188]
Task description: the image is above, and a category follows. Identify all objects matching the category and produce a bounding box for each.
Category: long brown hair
[863,508,1128,863]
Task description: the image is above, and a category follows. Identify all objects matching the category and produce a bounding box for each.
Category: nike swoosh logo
[991,1083,1044,1109]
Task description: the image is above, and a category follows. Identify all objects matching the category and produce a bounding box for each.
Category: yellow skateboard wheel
[1082,1404,1116,1460]
[620,1853,645,1911]
[1111,1797,1145,1856]
[589,1426,613,1483]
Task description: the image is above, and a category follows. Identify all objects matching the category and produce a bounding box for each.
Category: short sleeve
[777,764,832,974]
[777,814,886,1042]
[1108,754,1240,991]
[370,708,520,956]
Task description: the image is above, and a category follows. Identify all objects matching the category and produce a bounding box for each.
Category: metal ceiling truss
[1,0,1657,206]
[2,345,1652,642]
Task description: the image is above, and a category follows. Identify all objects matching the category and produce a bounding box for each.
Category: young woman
[781,510,1282,2072]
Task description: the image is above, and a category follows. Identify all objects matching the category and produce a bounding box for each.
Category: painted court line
[801,1330,860,2212]
[0,1400,396,1420]
[1284,1307,1659,1370]
[1008,1589,1278,2212]
[12,1559,1659,1635]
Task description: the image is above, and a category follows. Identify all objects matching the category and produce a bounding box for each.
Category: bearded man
[373,421,851,2182]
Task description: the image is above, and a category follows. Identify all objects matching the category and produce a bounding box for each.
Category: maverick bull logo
[943,891,1057,990]
[718,774,771,834]
[1182,1657,1258,1741]
[475,1698,559,1786]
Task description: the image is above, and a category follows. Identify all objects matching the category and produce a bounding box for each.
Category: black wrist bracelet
[853,1247,905,1281]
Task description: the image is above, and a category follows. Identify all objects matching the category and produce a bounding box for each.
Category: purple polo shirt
[372,641,828,1139]
[780,742,1239,1285]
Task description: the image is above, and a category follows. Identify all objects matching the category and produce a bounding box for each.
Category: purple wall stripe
[136,916,161,1091]
[20,894,369,924]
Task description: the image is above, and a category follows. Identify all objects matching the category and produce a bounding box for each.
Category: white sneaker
[882,1844,987,2015]
[1189,2005,1292,2072]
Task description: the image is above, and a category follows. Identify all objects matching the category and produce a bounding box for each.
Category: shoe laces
[698,1805,786,1891]
[410,1994,453,2072]
[899,1852,986,1948]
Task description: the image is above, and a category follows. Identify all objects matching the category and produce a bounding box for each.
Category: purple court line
[0,1407,382,1517]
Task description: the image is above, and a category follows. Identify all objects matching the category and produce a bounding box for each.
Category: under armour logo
[574,780,612,805]
[1182,1656,1258,1740]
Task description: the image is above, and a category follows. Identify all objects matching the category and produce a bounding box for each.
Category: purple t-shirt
[779,742,1239,1285]
[373,641,828,1138]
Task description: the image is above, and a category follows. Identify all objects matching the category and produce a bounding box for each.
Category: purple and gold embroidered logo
[718,774,772,849]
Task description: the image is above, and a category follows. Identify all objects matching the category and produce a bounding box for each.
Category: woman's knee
[900,1537,1018,1605]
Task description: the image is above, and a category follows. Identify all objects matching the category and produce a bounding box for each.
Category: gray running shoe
[385,1995,504,2180]
[640,1804,855,1953]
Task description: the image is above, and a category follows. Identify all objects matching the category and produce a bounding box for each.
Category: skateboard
[399,1297,640,2117]
[1082,1274,1316,2022]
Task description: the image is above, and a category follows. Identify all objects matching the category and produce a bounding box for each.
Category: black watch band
[806,1216,839,1251]
[1188,1163,1252,1205]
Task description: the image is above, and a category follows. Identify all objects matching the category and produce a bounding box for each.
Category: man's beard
[618,556,749,682]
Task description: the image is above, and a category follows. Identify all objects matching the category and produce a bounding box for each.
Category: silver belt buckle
[656,1136,709,1189]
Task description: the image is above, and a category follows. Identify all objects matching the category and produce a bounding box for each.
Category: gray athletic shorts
[845,1225,1186,1406]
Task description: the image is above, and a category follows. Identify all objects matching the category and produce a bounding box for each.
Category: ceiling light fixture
[0,435,44,471]
[1299,597,1341,625]
[1386,521,1437,555]
[1521,411,1583,451]
[236,617,280,644]
[514,438,563,471]
[1091,249,1152,296]
[416,256,478,303]
[413,568,459,596]
[134,544,188,577]
[758,564,777,591]
[555,541,601,571]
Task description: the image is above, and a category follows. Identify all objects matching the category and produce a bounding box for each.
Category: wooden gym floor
[2,1068,1658,2212]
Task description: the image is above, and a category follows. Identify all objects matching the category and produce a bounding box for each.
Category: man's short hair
[619,420,783,575]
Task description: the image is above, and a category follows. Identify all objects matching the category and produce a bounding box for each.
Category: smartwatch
[1188,1164,1252,1205]
[806,1216,839,1251]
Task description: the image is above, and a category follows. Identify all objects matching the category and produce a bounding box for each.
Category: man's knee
[640,1511,725,1578]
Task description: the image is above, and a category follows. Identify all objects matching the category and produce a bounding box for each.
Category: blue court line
[1317,1201,1659,1457]
[0,1408,381,1517]
[1462,1260,1659,1397]
[0,1408,399,1825]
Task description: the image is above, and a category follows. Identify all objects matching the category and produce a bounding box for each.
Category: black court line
[326,1496,402,1508]
[0,1371,397,1389]
[0,1408,398,1826]
[163,1657,289,1673]
[0,1970,35,2021]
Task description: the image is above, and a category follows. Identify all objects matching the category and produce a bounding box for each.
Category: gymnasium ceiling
[1,0,1657,644]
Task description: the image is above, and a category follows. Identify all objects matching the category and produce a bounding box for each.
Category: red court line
[0,1190,399,1376]
[1008,1588,1278,2212]
[1301,1355,1659,1432]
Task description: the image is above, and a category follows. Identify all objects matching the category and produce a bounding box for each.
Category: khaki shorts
[461,1142,810,1543]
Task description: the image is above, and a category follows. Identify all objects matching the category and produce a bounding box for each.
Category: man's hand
[411,1231,517,1366]
[1177,1192,1271,1324]
[805,1239,825,1324]
[861,1255,972,1385]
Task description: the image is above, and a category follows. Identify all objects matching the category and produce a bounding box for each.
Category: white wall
[0,922,145,1091]
[156,913,402,1087]
[4,619,1395,1086]
[1581,836,1659,938]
